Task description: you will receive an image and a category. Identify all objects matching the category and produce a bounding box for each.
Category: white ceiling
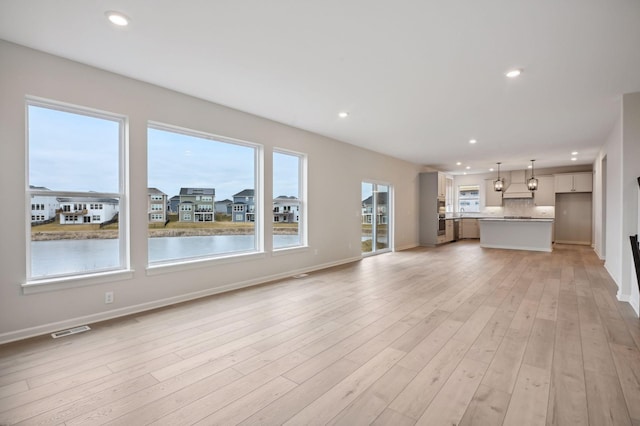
[1,0,639,174]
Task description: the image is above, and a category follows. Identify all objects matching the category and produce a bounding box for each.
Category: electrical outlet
[105,291,114,304]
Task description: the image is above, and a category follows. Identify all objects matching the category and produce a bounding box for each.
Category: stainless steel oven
[438,216,446,236]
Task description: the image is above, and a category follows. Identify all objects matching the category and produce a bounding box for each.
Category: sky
[29,105,299,201]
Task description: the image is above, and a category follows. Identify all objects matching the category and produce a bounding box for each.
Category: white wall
[621,93,640,312]
[593,92,640,315]
[0,41,422,343]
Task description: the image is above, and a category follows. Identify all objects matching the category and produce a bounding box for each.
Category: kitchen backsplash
[482,198,555,218]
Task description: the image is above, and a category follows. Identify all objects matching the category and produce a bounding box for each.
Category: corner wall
[594,92,640,315]
[0,40,422,343]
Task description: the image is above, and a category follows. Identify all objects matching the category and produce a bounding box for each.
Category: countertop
[478,217,554,222]
[444,215,553,221]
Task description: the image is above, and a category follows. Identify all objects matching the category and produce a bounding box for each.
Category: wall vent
[51,325,91,339]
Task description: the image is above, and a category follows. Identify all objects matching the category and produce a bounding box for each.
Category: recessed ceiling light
[505,69,522,78]
[106,11,130,26]
[528,165,532,169]
[571,157,577,161]
[571,151,578,155]
[466,166,471,170]
[489,168,494,172]
[456,162,462,166]
[338,112,349,118]
[469,139,477,144]
[463,172,467,175]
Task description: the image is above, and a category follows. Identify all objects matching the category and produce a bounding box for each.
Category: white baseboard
[0,256,362,345]
[616,291,640,317]
[394,243,419,252]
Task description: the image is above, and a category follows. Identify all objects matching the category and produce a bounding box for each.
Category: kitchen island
[478,217,554,252]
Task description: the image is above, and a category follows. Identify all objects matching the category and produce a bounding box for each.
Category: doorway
[361,182,392,255]
[555,192,593,245]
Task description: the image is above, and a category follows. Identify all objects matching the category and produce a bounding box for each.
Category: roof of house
[29,185,50,191]
[148,187,167,195]
[179,187,215,196]
[233,189,254,197]
[57,197,119,203]
[274,195,298,200]
[362,193,389,205]
[215,199,233,205]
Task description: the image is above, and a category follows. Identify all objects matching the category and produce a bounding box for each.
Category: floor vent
[293,273,309,279]
[51,325,91,339]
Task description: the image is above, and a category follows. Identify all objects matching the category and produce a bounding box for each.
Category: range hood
[503,170,533,199]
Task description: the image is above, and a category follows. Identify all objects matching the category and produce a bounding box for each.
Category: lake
[30,235,300,278]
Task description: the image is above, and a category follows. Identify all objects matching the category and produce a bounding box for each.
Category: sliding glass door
[361,182,391,255]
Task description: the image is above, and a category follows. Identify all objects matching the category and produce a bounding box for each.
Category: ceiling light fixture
[466,166,471,170]
[494,162,504,192]
[338,112,349,118]
[527,159,538,191]
[489,168,494,172]
[571,151,578,155]
[105,11,130,26]
[456,162,462,166]
[571,157,577,161]
[469,139,477,144]
[505,69,522,78]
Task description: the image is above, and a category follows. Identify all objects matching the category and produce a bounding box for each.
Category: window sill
[146,251,266,276]
[272,245,309,256]
[23,269,135,295]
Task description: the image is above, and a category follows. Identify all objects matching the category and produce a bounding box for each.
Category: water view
[30,235,300,278]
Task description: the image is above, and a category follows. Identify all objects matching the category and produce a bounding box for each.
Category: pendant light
[494,162,504,192]
[527,159,538,191]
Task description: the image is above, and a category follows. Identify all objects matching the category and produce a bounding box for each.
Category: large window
[458,185,480,212]
[147,123,259,265]
[27,100,127,281]
[273,150,305,249]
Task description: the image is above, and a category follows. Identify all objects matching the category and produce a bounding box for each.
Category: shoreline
[32,228,298,241]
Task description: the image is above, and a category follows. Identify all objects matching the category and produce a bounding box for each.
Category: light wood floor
[1,242,640,425]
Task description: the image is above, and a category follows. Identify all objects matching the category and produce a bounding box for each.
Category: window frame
[24,97,131,290]
[146,121,263,270]
[272,148,307,252]
[457,184,481,213]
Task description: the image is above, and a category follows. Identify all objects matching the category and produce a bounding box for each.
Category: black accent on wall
[631,235,640,293]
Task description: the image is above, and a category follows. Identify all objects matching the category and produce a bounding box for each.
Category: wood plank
[459,384,510,426]
[238,358,360,426]
[502,364,551,426]
[414,357,488,425]
[327,365,416,426]
[523,318,556,370]
[389,338,469,420]
[481,327,530,394]
[371,408,416,426]
[584,369,632,426]
[282,347,406,425]
[610,343,640,422]
[193,376,297,425]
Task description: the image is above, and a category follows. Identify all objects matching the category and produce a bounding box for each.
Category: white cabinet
[460,218,479,239]
[572,173,593,192]
[445,219,454,242]
[534,175,555,206]
[485,179,503,207]
[437,173,446,199]
[554,172,592,193]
